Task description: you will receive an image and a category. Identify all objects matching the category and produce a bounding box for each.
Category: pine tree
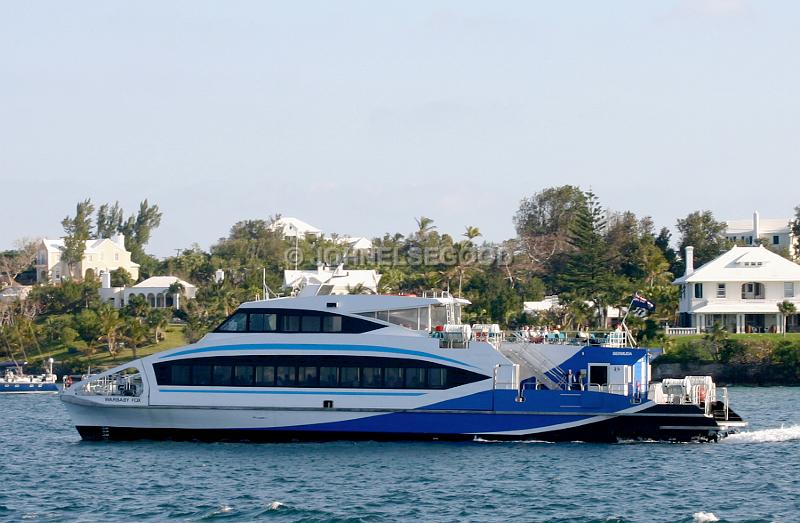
[558,191,616,327]
[61,199,95,279]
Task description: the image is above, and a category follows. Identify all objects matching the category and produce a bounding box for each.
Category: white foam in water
[267,501,285,510]
[723,425,800,444]
[692,512,719,522]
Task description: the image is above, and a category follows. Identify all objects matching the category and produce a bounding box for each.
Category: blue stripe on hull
[257,411,588,435]
[161,343,477,369]
[0,383,58,393]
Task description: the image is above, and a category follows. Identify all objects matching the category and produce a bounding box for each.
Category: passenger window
[276,366,297,386]
[282,315,300,332]
[340,367,360,387]
[171,365,191,385]
[249,313,277,332]
[388,309,419,330]
[217,312,248,332]
[193,365,212,386]
[428,368,447,388]
[319,367,338,387]
[405,368,426,388]
[298,366,318,386]
[254,366,275,386]
[213,365,232,386]
[322,316,342,332]
[233,366,253,386]
[384,368,404,388]
[362,367,382,388]
[301,315,321,332]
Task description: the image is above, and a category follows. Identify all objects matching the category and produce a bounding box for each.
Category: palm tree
[97,305,123,357]
[123,316,149,360]
[463,226,482,242]
[778,300,797,337]
[415,217,436,238]
[146,308,171,344]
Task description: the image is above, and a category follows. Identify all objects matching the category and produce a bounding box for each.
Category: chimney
[101,271,111,289]
[752,211,760,244]
[685,246,694,276]
[112,232,126,250]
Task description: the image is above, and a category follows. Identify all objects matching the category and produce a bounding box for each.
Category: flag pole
[621,295,637,348]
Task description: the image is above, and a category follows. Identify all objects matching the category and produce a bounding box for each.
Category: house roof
[726,218,791,234]
[673,246,800,284]
[133,276,196,289]
[334,236,373,250]
[269,217,322,236]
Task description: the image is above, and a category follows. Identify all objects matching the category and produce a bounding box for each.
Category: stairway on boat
[496,342,568,390]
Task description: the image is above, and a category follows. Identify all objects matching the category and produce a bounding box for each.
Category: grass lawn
[26,325,188,373]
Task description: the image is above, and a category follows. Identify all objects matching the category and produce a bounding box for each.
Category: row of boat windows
[153,356,488,390]
[215,309,381,334]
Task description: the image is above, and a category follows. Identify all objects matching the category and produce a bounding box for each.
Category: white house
[268,217,323,238]
[284,265,381,296]
[673,245,800,333]
[0,284,32,303]
[726,211,796,258]
[35,233,140,282]
[523,295,560,314]
[99,273,197,309]
[333,236,373,252]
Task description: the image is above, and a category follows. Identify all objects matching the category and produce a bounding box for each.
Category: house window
[115,253,120,261]
[748,236,753,245]
[786,282,795,298]
[694,283,703,299]
[716,284,726,299]
[741,282,765,300]
[773,235,780,245]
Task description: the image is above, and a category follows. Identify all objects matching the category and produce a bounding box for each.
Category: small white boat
[1,358,59,394]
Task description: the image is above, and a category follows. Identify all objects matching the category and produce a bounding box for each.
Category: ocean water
[1,388,798,523]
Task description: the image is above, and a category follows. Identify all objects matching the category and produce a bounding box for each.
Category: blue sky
[2,1,798,257]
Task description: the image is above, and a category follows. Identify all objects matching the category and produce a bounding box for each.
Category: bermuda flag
[631,293,656,317]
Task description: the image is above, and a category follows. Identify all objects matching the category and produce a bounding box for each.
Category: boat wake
[723,425,800,444]
[692,512,719,522]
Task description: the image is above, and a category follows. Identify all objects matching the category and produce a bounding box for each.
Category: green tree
[110,267,134,287]
[463,226,482,241]
[118,199,163,265]
[793,205,800,256]
[122,316,149,360]
[61,199,95,278]
[778,300,797,337]
[513,185,585,270]
[95,202,124,238]
[146,308,171,344]
[97,305,124,357]
[558,191,617,327]
[74,308,102,356]
[414,216,436,238]
[676,211,731,273]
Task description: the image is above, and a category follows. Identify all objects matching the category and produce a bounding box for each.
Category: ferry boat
[1,358,59,394]
[60,293,745,442]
